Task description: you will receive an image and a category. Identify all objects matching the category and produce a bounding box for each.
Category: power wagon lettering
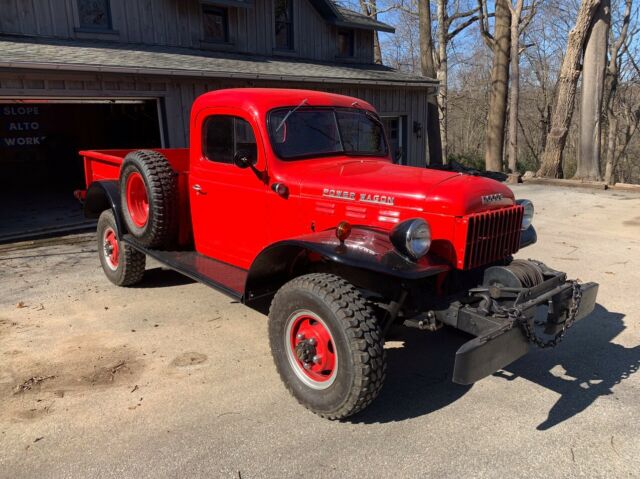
[322,188,395,205]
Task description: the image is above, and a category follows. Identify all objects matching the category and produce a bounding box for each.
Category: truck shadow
[350,326,473,424]
[134,267,196,288]
[351,304,638,427]
[495,304,638,430]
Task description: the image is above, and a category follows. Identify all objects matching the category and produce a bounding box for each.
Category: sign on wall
[1,105,47,148]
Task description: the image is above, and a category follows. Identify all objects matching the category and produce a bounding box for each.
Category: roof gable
[307,0,395,33]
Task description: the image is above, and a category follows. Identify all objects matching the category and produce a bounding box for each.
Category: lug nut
[308,338,316,346]
[296,333,305,340]
[303,362,311,370]
[312,355,321,364]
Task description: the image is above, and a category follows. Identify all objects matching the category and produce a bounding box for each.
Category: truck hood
[292,158,515,216]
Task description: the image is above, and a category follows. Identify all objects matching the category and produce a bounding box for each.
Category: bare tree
[576,0,610,180]
[414,0,484,160]
[479,0,512,172]
[419,0,444,163]
[506,0,538,177]
[358,0,384,63]
[537,0,603,178]
[603,0,633,184]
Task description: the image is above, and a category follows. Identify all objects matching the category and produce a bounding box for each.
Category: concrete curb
[522,178,608,190]
[522,178,640,193]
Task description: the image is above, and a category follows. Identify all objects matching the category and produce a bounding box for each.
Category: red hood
[288,158,514,216]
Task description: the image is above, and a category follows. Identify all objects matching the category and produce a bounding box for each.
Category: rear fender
[84,180,124,235]
[244,227,449,312]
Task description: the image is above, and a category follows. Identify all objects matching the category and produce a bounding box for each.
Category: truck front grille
[462,205,524,269]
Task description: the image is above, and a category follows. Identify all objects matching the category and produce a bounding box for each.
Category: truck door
[189,109,268,269]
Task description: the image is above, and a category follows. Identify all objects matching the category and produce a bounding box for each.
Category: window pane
[337,111,385,154]
[78,0,111,29]
[268,108,387,160]
[235,118,257,159]
[274,0,291,21]
[270,110,341,158]
[204,116,234,164]
[203,6,227,42]
[274,0,293,49]
[275,23,292,49]
[337,30,354,57]
[204,116,256,164]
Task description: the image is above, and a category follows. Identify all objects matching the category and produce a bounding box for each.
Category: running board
[123,236,247,301]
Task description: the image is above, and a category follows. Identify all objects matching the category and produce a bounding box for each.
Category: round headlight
[390,218,431,260]
[517,199,534,230]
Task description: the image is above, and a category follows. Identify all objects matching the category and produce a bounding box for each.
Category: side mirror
[233,150,257,169]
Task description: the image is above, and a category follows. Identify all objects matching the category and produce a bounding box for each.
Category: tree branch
[448,13,493,40]
[477,0,495,47]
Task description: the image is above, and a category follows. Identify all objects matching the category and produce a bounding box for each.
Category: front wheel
[268,273,386,419]
[97,210,146,287]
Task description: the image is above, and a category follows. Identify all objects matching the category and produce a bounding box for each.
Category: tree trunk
[436,0,448,160]
[601,0,631,184]
[575,0,609,181]
[537,0,602,178]
[419,0,443,165]
[359,0,383,64]
[603,112,617,184]
[485,0,511,172]
[373,32,383,64]
[507,0,524,175]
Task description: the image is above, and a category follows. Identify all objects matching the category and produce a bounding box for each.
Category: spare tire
[119,149,177,248]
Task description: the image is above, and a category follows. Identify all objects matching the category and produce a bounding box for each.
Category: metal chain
[505,281,582,349]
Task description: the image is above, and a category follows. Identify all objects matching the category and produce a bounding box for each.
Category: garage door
[0,99,162,241]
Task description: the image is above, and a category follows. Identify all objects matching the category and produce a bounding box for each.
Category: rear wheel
[120,149,177,248]
[268,273,386,419]
[97,210,146,286]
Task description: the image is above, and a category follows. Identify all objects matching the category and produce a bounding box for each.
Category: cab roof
[192,88,377,119]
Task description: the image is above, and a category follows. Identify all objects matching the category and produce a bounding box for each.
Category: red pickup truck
[78,88,598,419]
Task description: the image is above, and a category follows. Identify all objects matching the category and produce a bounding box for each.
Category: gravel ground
[0,184,639,478]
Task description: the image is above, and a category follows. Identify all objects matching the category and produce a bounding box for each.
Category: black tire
[120,149,177,248]
[97,210,146,287]
[268,273,386,419]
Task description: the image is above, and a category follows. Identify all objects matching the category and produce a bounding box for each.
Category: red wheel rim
[126,172,149,227]
[287,311,337,389]
[103,227,119,270]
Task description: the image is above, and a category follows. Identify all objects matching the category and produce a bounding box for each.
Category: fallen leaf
[16,301,26,308]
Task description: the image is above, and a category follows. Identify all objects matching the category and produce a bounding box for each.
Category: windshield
[268,107,388,160]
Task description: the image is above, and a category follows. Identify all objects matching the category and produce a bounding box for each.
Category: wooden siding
[0,71,429,166]
[0,0,374,64]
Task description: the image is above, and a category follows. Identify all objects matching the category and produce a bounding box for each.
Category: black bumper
[435,274,599,385]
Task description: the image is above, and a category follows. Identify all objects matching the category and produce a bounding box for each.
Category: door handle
[192,184,206,194]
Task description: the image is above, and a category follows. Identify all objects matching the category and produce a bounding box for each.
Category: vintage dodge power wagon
[78,88,598,419]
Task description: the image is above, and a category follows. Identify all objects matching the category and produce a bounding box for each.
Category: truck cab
[79,88,598,420]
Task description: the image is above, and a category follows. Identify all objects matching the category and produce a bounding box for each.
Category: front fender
[244,227,449,309]
[84,180,124,235]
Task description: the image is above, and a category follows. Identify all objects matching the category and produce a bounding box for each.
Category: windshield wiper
[276,98,308,132]
[364,110,384,127]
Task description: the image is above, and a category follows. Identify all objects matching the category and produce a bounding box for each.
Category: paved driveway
[1,184,639,478]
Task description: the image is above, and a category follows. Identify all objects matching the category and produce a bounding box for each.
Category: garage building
[0,0,437,240]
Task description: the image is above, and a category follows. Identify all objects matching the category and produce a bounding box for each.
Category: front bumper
[429,266,598,385]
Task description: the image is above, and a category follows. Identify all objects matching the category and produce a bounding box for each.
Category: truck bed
[79,148,189,187]
[79,148,193,245]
